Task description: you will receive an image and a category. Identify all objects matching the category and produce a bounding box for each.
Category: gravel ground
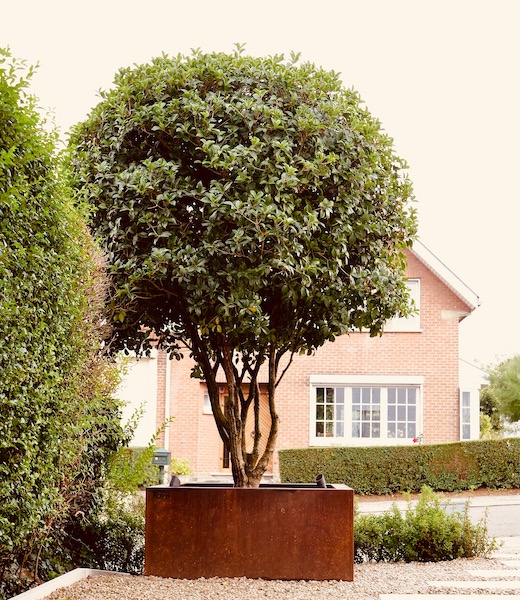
[45,557,516,600]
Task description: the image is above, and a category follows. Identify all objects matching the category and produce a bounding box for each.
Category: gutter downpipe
[164,351,171,451]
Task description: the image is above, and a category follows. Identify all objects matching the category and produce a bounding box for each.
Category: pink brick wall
[166,354,226,476]
[161,251,472,479]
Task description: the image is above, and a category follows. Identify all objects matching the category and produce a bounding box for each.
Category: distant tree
[479,385,502,438]
[486,355,520,424]
[68,49,417,488]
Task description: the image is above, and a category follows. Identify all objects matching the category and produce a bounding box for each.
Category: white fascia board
[309,374,424,386]
[410,239,480,311]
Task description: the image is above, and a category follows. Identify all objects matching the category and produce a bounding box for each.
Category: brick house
[118,240,480,480]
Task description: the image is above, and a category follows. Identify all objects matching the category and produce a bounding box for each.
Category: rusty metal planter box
[144,483,354,581]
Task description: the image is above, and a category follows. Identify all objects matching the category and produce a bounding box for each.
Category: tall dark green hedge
[0,50,127,597]
[279,439,520,494]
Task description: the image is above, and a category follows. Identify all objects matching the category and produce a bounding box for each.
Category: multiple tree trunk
[191,335,283,488]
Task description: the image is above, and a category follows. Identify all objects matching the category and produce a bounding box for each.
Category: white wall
[118,355,158,447]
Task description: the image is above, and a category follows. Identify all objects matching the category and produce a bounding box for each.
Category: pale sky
[3,0,519,370]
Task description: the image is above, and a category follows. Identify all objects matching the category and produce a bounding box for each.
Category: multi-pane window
[385,279,421,331]
[387,387,417,439]
[460,391,471,440]
[351,387,381,438]
[315,387,345,438]
[313,383,420,445]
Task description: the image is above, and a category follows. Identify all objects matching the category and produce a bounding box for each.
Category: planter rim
[147,482,353,490]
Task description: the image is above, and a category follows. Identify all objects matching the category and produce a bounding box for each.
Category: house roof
[410,239,480,312]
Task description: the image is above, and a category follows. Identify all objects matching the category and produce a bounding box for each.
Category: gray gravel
[45,557,514,599]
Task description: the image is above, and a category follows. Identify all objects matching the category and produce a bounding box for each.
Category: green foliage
[170,457,191,477]
[468,438,520,488]
[0,49,127,598]
[485,355,520,423]
[354,486,497,562]
[86,493,145,575]
[480,415,502,440]
[35,438,149,578]
[279,438,520,494]
[108,410,185,490]
[53,479,147,577]
[45,414,189,578]
[480,385,502,436]
[68,48,417,486]
[68,49,416,357]
[109,449,192,488]
[34,490,146,580]
[108,446,159,491]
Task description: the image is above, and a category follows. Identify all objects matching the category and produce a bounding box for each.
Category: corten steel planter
[144,483,354,581]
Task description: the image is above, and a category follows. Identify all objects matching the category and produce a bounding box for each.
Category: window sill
[382,328,423,334]
[309,438,417,447]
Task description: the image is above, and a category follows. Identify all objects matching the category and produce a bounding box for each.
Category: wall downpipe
[164,351,171,451]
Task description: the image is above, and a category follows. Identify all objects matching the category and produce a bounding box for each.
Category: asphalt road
[467,502,520,537]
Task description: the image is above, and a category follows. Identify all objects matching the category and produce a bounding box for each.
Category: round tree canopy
[69,49,417,359]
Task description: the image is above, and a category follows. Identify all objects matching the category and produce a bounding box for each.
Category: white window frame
[203,392,212,414]
[384,279,421,332]
[309,374,424,447]
[460,388,479,440]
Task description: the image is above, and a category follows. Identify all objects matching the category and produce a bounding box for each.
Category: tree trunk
[193,330,281,488]
[218,346,279,488]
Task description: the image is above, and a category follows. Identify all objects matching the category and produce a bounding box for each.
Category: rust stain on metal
[145,485,354,581]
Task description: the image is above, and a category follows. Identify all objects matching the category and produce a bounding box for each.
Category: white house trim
[411,240,480,312]
[310,374,424,386]
[308,374,425,447]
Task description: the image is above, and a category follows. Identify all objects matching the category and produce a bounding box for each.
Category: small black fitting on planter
[316,473,327,488]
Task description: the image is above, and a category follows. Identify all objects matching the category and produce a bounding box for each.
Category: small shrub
[169,457,191,477]
[75,491,146,575]
[35,414,185,580]
[108,446,158,491]
[354,486,498,563]
[355,507,407,562]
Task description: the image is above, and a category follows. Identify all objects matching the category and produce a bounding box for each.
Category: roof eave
[409,239,481,312]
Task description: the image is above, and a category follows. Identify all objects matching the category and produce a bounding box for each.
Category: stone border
[9,568,129,600]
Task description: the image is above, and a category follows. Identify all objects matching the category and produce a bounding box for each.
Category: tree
[485,355,520,424]
[68,49,417,488]
[0,49,126,596]
[479,385,502,438]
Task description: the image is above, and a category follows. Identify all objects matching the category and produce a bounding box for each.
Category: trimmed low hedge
[279,438,520,494]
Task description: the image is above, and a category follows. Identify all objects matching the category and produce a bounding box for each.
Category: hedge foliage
[279,439,520,494]
[0,50,127,598]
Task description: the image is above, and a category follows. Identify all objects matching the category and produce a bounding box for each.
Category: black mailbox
[152,448,171,467]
